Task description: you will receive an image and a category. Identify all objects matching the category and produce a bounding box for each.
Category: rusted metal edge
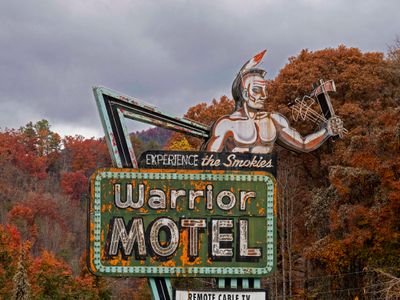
[94,86,210,138]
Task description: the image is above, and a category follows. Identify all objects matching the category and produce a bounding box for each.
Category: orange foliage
[0,224,109,299]
[60,170,87,202]
[8,194,65,244]
[29,251,72,298]
[268,45,385,107]
[271,46,400,277]
[0,225,22,298]
[306,237,350,274]
[0,131,47,179]
[184,95,234,127]
[29,251,108,299]
[62,135,110,175]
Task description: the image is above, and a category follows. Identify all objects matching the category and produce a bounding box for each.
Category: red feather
[253,49,267,64]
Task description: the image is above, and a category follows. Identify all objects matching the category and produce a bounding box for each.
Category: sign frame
[93,86,209,168]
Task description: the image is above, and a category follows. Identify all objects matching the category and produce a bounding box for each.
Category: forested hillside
[167,45,400,299]
[130,127,172,157]
[0,44,399,299]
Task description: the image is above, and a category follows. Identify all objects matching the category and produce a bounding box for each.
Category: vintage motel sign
[88,161,276,277]
[89,84,277,298]
[89,86,277,278]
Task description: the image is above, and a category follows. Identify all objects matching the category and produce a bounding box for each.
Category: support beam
[218,278,225,289]
[242,279,249,289]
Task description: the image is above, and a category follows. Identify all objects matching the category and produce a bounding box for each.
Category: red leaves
[268,45,386,108]
[62,135,110,174]
[60,171,87,202]
[0,224,21,253]
[0,131,47,179]
[8,194,65,243]
[184,96,234,127]
[0,225,22,298]
[0,121,112,297]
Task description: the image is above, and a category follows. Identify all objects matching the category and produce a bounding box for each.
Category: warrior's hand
[327,116,345,137]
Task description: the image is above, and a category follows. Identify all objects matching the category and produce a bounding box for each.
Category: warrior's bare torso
[212,112,276,153]
[206,110,330,154]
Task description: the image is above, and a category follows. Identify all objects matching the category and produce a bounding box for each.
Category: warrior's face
[241,73,267,110]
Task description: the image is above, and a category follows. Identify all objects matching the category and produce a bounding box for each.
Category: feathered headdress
[239,49,267,74]
[232,50,267,109]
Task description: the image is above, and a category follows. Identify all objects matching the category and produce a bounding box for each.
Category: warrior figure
[205,50,344,154]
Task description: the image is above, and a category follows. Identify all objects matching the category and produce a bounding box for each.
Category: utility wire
[263,268,398,284]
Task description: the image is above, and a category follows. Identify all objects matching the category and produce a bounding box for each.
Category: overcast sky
[1,0,399,137]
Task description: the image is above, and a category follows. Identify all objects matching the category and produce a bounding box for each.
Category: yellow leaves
[165,137,194,151]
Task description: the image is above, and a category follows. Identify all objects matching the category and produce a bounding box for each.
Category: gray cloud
[0,0,399,136]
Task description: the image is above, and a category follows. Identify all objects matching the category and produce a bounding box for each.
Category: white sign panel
[174,289,267,300]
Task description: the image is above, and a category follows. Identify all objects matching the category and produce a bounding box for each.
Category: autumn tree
[0,130,47,181]
[268,45,385,107]
[265,45,400,298]
[30,251,110,299]
[60,170,87,203]
[62,135,110,175]
[0,225,21,299]
[384,36,400,103]
[20,120,61,157]
[165,137,194,151]
[8,194,66,255]
[0,132,33,222]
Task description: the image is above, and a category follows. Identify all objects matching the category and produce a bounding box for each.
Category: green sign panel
[88,168,276,277]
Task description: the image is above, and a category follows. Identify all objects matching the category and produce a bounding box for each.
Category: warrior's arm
[271,113,330,153]
[206,119,231,152]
